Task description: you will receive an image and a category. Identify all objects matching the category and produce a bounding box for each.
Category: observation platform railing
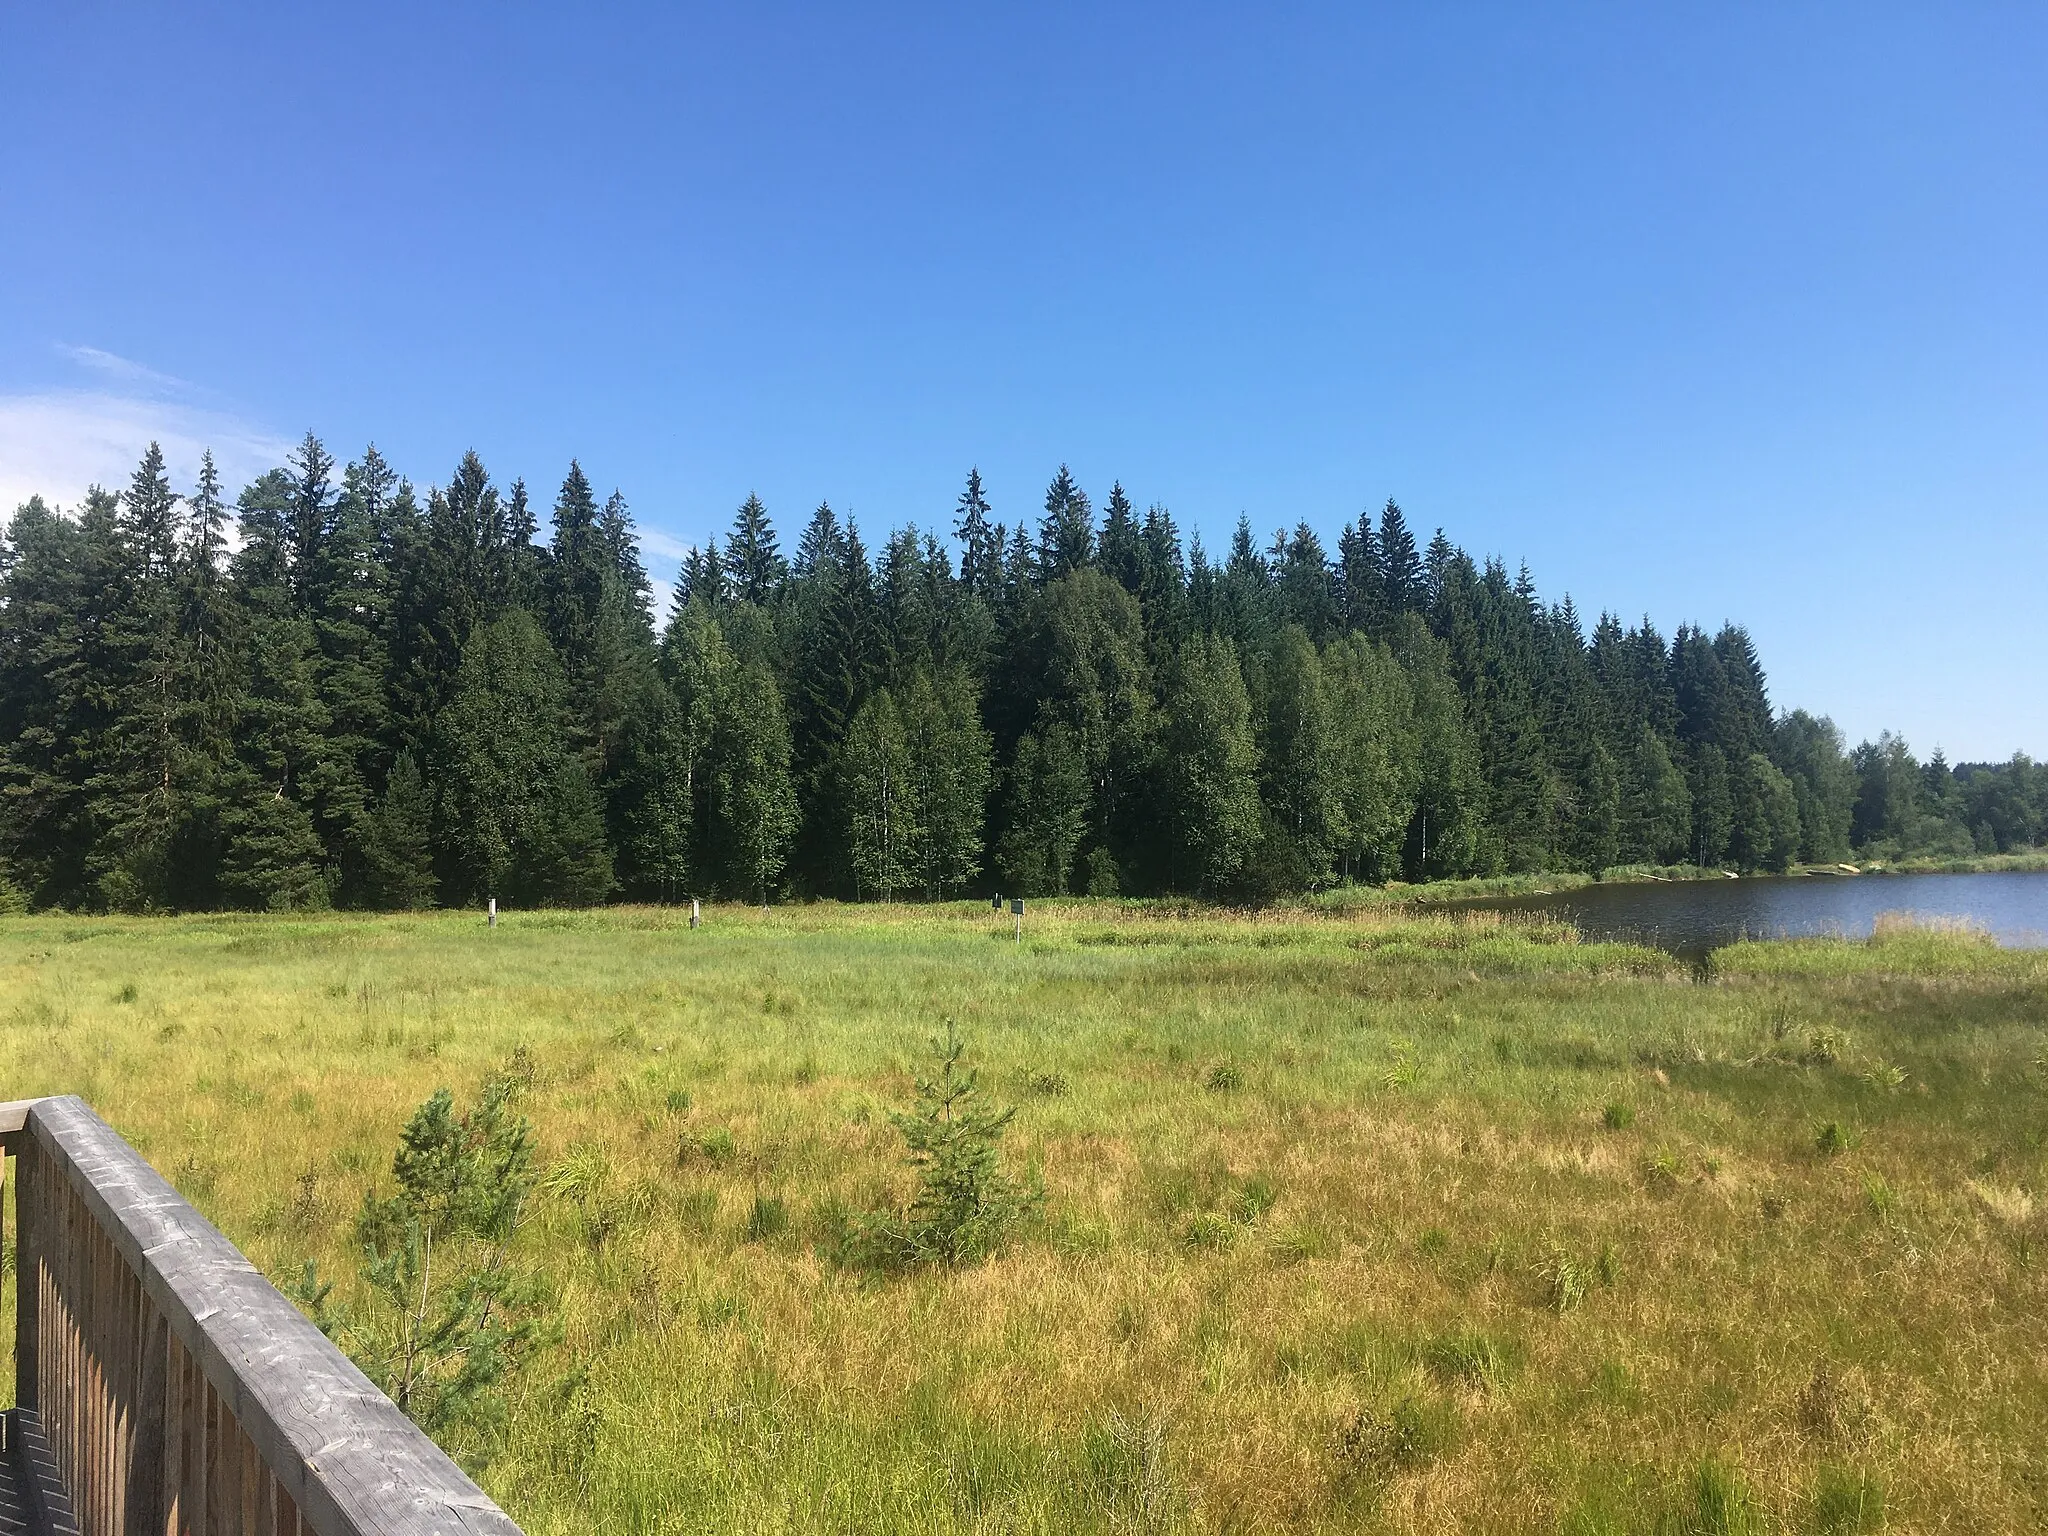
[0,1096,524,1536]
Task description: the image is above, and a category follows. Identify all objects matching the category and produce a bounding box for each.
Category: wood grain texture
[0,1100,44,1144]
[12,1097,526,1536]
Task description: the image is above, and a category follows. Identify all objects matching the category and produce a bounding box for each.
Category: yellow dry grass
[1,900,2044,1532]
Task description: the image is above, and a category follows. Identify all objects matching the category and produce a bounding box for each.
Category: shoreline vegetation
[3,901,2044,1531]
[1314,850,2048,911]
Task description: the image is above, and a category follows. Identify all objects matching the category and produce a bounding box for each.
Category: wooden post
[690,898,701,930]
[487,897,497,928]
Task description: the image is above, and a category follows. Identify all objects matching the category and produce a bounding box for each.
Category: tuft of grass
[1180,1212,1238,1250]
[1811,1465,1885,1534]
[1421,1327,1513,1390]
[1804,1027,1847,1066]
[1203,1062,1244,1093]
[744,1192,789,1242]
[1602,1101,1636,1131]
[685,1126,737,1166]
[1381,1040,1418,1090]
[1687,1455,1761,1535]
[1641,1146,1684,1191]
[1537,1242,1592,1314]
[1269,1222,1334,1264]
[1230,1173,1279,1225]
[1814,1120,1855,1158]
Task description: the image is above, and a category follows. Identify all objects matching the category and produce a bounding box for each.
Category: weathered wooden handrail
[2,1095,525,1535]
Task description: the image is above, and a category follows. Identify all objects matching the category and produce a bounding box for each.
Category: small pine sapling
[341,1072,551,1469]
[860,1021,1039,1267]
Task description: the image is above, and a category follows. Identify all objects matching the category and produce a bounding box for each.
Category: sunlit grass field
[3,901,2045,1533]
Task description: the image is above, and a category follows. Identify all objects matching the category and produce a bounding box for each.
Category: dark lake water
[1457,870,2048,957]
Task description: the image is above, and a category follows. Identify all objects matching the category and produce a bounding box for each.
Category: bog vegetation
[3,441,2043,915]
[3,901,2044,1532]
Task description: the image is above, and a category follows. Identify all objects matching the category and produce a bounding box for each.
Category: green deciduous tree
[901,668,993,899]
[842,688,920,900]
[1157,634,1262,893]
[715,660,799,903]
[999,721,1090,896]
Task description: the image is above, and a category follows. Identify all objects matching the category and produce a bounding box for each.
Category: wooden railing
[1,1096,525,1536]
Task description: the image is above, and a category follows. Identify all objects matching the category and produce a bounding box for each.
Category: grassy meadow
[2,901,2045,1533]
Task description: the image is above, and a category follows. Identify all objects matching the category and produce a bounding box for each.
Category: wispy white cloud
[637,527,696,562]
[0,389,293,514]
[54,345,197,397]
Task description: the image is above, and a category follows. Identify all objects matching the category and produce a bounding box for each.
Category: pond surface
[1459,870,2048,957]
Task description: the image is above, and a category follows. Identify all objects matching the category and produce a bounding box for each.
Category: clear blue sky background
[3,5,2043,760]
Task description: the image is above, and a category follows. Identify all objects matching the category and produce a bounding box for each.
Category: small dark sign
[1010,898,1025,915]
[991,894,1002,910]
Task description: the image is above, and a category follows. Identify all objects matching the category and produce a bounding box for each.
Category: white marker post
[690,897,701,930]
[487,897,497,928]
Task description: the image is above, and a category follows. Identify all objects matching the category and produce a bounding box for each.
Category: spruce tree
[1032,568,1153,878]
[0,497,96,904]
[304,444,396,899]
[432,609,612,906]
[287,431,337,604]
[725,494,785,606]
[1621,722,1692,864]
[1378,500,1423,618]
[544,460,604,678]
[1336,510,1382,635]
[954,468,1002,604]
[1097,482,1143,594]
[359,752,438,908]
[608,671,695,901]
[1255,625,1339,886]
[92,444,188,907]
[1395,617,1487,877]
[1037,465,1093,580]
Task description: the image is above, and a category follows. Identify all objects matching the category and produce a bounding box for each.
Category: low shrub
[1334,1395,1459,1480]
[1025,1068,1071,1098]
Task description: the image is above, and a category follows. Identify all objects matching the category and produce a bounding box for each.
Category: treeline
[1,437,2041,912]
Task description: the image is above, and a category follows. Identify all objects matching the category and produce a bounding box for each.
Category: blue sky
[3,5,2044,760]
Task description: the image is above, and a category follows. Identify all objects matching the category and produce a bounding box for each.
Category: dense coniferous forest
[1,436,2041,912]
